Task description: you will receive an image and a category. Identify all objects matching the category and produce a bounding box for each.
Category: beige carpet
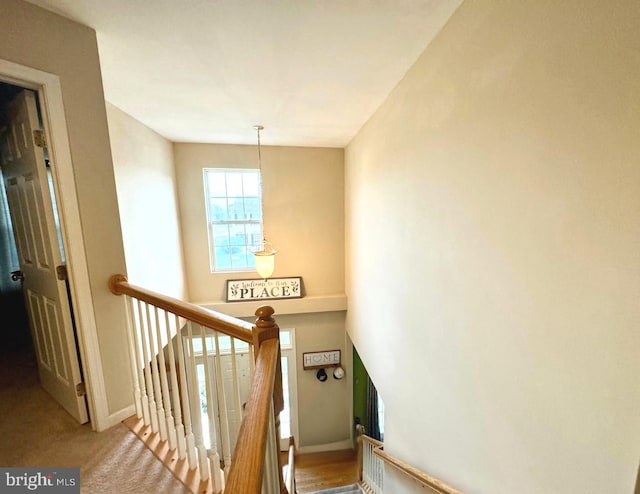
[0,346,191,494]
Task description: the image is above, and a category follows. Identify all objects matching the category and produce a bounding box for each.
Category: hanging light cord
[254,125,267,246]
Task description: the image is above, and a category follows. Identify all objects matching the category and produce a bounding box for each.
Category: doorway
[0,83,30,355]
[0,80,88,424]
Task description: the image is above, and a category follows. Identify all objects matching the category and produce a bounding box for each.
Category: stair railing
[356,425,462,494]
[109,275,286,494]
[357,425,384,494]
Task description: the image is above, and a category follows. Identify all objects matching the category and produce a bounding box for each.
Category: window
[203,169,262,272]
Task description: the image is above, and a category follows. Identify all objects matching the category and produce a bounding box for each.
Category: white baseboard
[95,404,136,431]
[297,438,354,454]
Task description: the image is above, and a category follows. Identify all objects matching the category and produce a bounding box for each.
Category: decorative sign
[226,277,303,302]
[303,350,341,370]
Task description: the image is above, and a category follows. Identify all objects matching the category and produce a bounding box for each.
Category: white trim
[104,405,137,430]
[279,328,299,452]
[0,59,108,432]
[297,438,355,454]
[201,294,348,318]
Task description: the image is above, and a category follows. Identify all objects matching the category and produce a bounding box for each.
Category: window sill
[197,294,347,318]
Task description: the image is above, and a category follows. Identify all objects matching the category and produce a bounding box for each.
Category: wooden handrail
[108,274,254,343]
[224,337,279,493]
[373,448,463,494]
[361,434,383,448]
[285,436,296,494]
[358,430,462,494]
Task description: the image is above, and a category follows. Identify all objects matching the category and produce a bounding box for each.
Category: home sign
[226,277,303,302]
[303,350,341,370]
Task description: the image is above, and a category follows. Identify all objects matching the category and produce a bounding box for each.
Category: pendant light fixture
[252,125,278,279]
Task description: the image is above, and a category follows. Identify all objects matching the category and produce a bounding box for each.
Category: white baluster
[155,308,176,448]
[174,315,197,468]
[261,400,280,494]
[147,304,167,441]
[367,443,377,493]
[229,337,243,445]
[368,441,374,491]
[130,299,150,425]
[123,296,142,419]
[363,441,369,489]
[201,327,223,492]
[138,300,159,432]
[165,312,186,457]
[376,450,384,494]
[375,442,384,493]
[374,447,378,493]
[187,322,210,480]
[249,343,255,377]
[213,331,232,475]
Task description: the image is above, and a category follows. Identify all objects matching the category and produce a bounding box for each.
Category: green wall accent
[352,346,368,427]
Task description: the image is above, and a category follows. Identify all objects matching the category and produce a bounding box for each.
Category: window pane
[225,197,239,220]
[244,196,261,220]
[243,172,260,196]
[207,171,227,197]
[228,224,245,246]
[215,246,231,269]
[210,198,229,221]
[231,249,250,269]
[213,224,230,246]
[246,223,261,249]
[280,330,291,348]
[226,173,243,197]
[191,338,202,353]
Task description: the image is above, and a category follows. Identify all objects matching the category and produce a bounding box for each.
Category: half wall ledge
[199,294,347,318]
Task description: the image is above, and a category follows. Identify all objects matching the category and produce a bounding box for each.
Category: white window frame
[203,168,263,272]
[278,329,299,451]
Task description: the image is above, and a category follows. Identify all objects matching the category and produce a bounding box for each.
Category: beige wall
[107,103,187,300]
[173,143,344,302]
[346,0,640,492]
[275,312,350,448]
[0,0,131,423]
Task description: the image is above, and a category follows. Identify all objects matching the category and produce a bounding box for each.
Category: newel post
[108,274,128,295]
[253,306,284,415]
[253,306,287,494]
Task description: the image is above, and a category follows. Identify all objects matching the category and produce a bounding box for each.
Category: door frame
[279,328,299,451]
[0,59,107,430]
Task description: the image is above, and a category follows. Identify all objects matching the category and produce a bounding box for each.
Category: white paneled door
[2,90,88,423]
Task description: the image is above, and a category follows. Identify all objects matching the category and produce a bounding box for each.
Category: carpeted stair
[307,483,364,494]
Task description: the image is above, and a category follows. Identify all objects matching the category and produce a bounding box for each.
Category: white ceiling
[26,0,461,147]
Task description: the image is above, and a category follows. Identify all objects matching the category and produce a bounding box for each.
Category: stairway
[307,484,364,494]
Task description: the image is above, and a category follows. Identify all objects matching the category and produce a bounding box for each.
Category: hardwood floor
[288,449,359,493]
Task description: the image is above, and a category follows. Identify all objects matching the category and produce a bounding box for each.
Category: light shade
[254,251,276,279]
[253,240,278,279]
